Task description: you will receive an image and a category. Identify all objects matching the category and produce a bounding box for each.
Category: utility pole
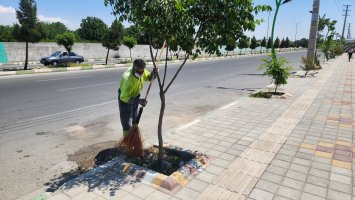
[295,22,301,42]
[266,11,271,40]
[307,0,320,58]
[342,5,351,39]
[347,23,352,39]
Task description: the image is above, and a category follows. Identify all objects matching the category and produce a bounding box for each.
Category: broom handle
[135,40,167,125]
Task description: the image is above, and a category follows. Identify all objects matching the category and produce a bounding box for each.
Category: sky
[0,0,354,41]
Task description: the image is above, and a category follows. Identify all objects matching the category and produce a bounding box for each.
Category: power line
[334,0,341,11]
[342,4,351,39]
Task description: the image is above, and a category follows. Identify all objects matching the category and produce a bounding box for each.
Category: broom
[118,41,166,158]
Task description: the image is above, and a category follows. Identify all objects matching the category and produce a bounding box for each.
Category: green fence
[0,42,8,64]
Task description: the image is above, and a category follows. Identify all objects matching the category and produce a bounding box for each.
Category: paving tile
[49,193,71,200]
[300,193,325,200]
[281,177,304,190]
[145,190,171,200]
[309,168,330,179]
[292,158,311,166]
[333,154,352,163]
[265,165,287,176]
[175,187,200,200]
[334,149,351,156]
[121,194,142,200]
[289,163,309,173]
[186,179,209,192]
[261,172,283,184]
[285,170,307,182]
[300,143,316,150]
[303,183,327,198]
[335,144,352,152]
[331,165,352,176]
[330,173,352,184]
[212,158,232,168]
[271,159,291,169]
[327,189,351,200]
[71,192,106,200]
[332,159,352,169]
[328,180,352,194]
[132,185,155,199]
[311,161,332,171]
[219,153,237,161]
[315,151,332,159]
[316,146,334,153]
[195,171,216,184]
[249,188,274,200]
[255,179,280,194]
[335,141,351,147]
[276,186,301,200]
[305,175,329,188]
[205,164,225,175]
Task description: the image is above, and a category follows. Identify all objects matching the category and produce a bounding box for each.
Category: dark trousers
[118,89,139,131]
[348,53,353,62]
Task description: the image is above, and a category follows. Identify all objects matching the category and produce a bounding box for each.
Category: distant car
[40,51,84,66]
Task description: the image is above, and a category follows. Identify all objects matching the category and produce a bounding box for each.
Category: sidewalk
[37,54,353,200]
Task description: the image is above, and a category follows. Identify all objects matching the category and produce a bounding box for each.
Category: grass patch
[52,68,67,72]
[105,65,116,68]
[16,70,35,75]
[80,65,93,70]
[250,91,272,99]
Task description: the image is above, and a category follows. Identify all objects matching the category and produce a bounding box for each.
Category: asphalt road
[0,51,306,200]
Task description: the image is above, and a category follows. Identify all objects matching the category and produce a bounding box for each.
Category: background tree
[260,37,267,53]
[250,36,257,54]
[77,17,108,42]
[225,38,236,56]
[280,38,285,50]
[13,0,43,70]
[274,37,280,50]
[285,37,290,49]
[267,37,272,52]
[39,22,69,41]
[124,25,149,44]
[105,0,270,167]
[123,36,138,62]
[56,32,76,66]
[0,25,16,42]
[102,20,124,65]
[238,37,250,55]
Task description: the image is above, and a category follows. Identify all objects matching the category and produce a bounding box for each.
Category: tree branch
[162,44,169,88]
[163,53,190,94]
[149,39,163,91]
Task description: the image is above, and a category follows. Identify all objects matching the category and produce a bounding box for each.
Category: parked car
[40,51,84,66]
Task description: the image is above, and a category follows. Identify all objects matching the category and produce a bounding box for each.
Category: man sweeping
[118,59,157,138]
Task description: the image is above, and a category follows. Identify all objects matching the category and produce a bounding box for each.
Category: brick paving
[43,55,353,200]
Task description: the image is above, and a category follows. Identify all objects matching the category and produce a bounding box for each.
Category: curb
[0,50,306,77]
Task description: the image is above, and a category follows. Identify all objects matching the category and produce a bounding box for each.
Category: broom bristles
[117,125,144,158]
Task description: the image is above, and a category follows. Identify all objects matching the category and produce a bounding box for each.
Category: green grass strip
[16,70,35,75]
[52,68,67,72]
[81,65,93,70]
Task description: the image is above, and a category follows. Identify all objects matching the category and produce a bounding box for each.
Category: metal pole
[266,11,271,40]
[341,5,351,39]
[307,0,320,58]
[295,22,301,42]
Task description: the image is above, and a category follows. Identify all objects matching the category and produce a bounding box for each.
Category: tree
[13,0,43,70]
[56,32,75,66]
[105,0,270,167]
[0,25,16,42]
[77,17,108,42]
[285,37,290,48]
[124,25,149,44]
[123,36,138,61]
[39,22,69,41]
[250,36,257,54]
[238,37,250,55]
[267,37,272,52]
[260,37,267,53]
[102,20,124,65]
[274,37,280,49]
[225,38,236,56]
[258,0,293,94]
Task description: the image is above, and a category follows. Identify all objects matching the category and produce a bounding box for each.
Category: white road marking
[37,75,91,82]
[191,68,211,73]
[57,82,118,92]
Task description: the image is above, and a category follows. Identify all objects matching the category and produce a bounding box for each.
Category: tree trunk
[155,49,158,61]
[105,49,110,65]
[274,84,278,94]
[157,92,165,168]
[129,48,132,62]
[24,42,28,70]
[226,51,229,56]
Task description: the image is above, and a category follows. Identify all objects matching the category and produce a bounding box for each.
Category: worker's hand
[139,99,148,107]
[149,68,158,80]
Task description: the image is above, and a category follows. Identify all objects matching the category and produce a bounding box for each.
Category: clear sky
[0,0,354,40]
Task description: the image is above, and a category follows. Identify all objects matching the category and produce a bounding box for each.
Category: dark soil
[126,145,196,176]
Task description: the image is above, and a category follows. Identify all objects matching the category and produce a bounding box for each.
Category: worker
[118,59,157,137]
[348,47,354,62]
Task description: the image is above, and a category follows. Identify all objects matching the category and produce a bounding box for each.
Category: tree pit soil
[69,142,195,176]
